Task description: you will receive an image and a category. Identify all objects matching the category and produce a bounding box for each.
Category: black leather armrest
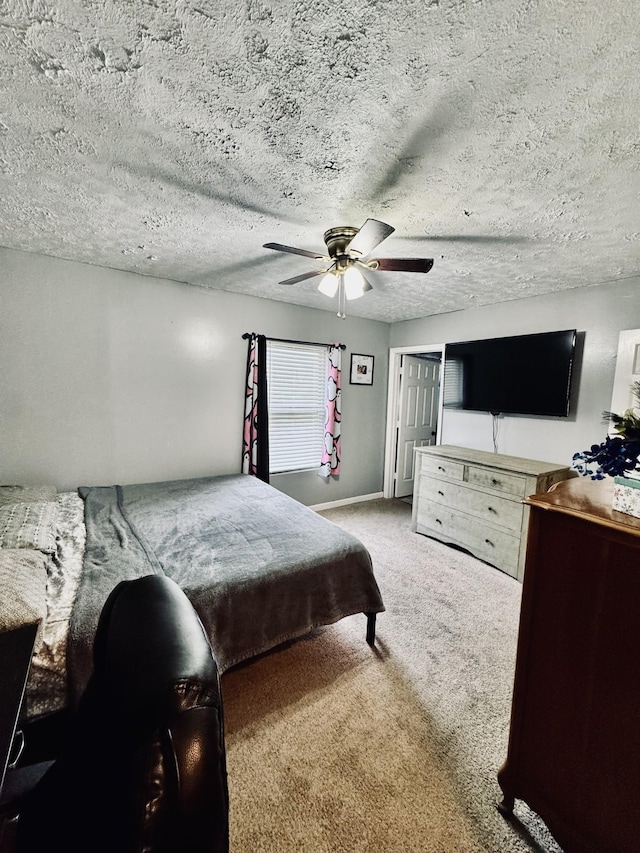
[17,576,229,853]
[93,574,220,707]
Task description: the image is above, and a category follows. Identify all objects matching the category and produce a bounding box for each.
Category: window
[266,341,327,474]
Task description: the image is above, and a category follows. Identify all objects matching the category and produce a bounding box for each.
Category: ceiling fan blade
[263,242,329,261]
[372,258,434,273]
[346,219,395,258]
[278,269,327,286]
[404,234,529,244]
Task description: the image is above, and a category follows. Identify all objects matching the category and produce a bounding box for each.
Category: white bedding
[26,491,85,719]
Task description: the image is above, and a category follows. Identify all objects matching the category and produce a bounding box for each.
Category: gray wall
[0,248,390,505]
[4,245,637,500]
[390,278,640,467]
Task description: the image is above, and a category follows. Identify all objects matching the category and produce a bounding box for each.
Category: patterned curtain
[242,334,270,482]
[319,344,342,478]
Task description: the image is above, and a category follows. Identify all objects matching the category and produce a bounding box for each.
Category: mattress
[25,476,385,717]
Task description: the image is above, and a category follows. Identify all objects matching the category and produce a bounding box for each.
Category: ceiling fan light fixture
[343,266,371,300]
[318,271,339,297]
[265,218,434,316]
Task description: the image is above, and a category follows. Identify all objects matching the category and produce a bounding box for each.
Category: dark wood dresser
[497,476,640,853]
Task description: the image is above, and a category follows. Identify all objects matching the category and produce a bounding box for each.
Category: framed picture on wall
[350,353,374,386]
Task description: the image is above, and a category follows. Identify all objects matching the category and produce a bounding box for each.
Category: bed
[0,475,384,719]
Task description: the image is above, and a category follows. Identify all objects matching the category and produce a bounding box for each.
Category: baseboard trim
[310,492,384,512]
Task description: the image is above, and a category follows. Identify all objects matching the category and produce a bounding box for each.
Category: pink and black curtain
[242,333,270,482]
[319,344,342,478]
[243,335,342,482]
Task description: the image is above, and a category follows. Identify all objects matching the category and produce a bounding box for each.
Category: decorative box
[612,474,640,519]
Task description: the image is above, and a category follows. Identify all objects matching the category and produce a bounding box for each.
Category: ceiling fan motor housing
[323,226,359,260]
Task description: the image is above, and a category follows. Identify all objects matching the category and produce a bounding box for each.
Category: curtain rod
[242,333,346,350]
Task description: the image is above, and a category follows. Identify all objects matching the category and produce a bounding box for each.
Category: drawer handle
[484,538,494,546]
[435,518,442,525]
[437,490,444,496]
[438,465,445,471]
[491,478,499,485]
[487,506,497,513]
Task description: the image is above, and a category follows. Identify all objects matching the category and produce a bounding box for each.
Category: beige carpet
[221,499,563,853]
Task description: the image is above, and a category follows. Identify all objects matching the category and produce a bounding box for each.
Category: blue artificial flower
[572,435,640,480]
[573,386,640,480]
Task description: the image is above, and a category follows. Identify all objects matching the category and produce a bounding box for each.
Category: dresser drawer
[412,446,574,582]
[415,500,520,574]
[420,477,524,532]
[419,455,465,482]
[466,465,527,497]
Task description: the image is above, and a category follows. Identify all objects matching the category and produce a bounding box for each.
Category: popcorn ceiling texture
[0,0,638,322]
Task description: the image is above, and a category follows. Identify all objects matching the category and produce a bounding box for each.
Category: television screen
[443,329,577,417]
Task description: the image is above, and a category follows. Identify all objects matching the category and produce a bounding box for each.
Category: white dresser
[411,445,575,581]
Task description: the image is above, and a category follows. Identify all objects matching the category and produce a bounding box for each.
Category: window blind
[443,355,464,408]
[266,341,327,474]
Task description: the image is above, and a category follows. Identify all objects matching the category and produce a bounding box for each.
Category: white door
[610,329,640,415]
[394,355,441,498]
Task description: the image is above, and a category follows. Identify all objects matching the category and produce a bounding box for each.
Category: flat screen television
[443,329,577,417]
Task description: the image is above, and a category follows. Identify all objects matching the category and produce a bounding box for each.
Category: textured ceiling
[1,1,638,323]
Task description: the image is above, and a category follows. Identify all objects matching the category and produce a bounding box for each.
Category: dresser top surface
[415,445,571,476]
[525,476,640,536]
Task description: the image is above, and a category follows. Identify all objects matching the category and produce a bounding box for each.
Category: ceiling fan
[263,218,434,318]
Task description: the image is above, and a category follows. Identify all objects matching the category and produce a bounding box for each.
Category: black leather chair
[15,575,229,853]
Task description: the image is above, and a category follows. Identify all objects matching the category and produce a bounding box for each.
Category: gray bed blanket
[69,474,384,700]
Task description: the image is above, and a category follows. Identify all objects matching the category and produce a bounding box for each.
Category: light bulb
[343,266,372,300]
[318,272,339,297]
